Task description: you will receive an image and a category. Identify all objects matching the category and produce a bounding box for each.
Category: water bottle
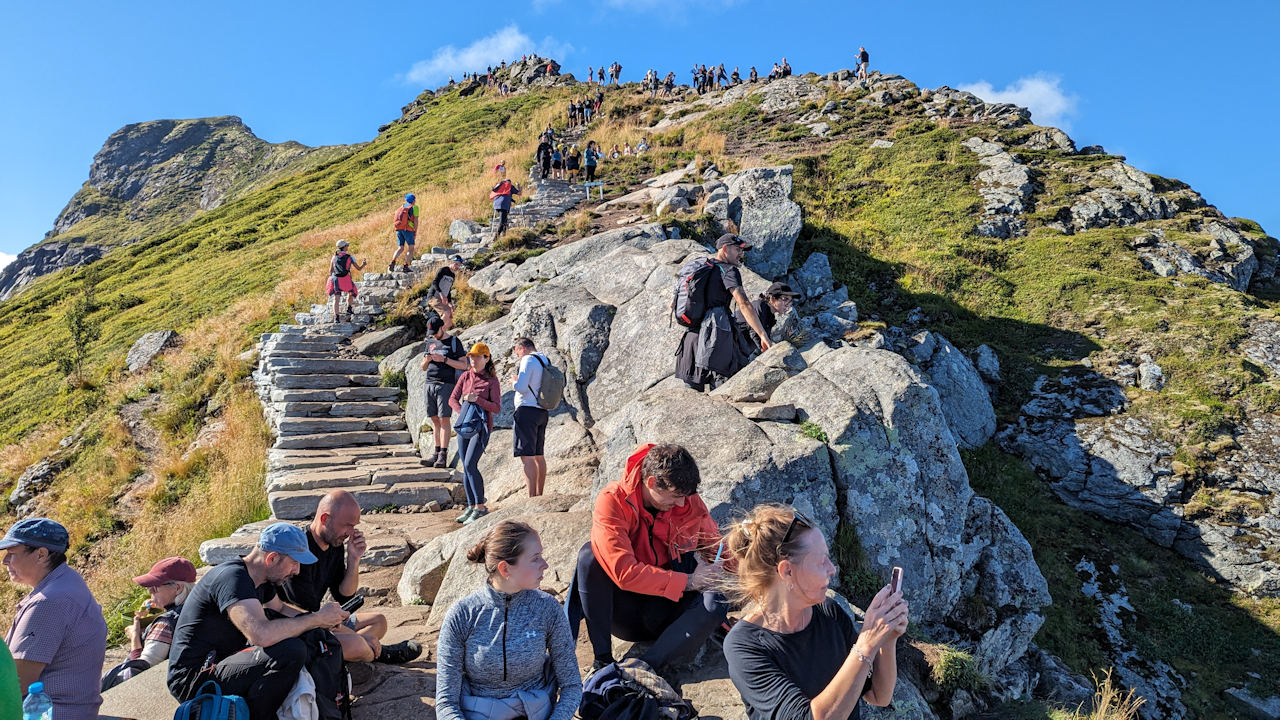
[22,681,53,720]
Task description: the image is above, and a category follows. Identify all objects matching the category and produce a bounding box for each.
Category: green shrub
[931,645,985,693]
[800,420,828,443]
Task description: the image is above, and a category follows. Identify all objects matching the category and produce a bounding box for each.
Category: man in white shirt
[510,337,549,497]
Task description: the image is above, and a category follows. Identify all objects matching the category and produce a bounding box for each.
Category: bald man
[277,491,421,664]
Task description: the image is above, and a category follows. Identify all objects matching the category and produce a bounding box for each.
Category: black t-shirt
[704,261,743,311]
[859,50,870,64]
[168,559,277,695]
[431,266,456,302]
[724,597,871,720]
[734,298,776,350]
[277,527,353,613]
[424,334,465,384]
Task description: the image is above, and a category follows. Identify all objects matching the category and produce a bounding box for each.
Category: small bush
[931,645,985,693]
[800,420,828,443]
[381,370,406,389]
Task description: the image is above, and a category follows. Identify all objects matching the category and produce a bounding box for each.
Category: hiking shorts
[513,405,549,457]
[326,275,358,296]
[396,230,416,247]
[425,381,454,419]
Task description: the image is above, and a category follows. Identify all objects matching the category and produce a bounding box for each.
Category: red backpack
[393,205,414,231]
[489,180,513,199]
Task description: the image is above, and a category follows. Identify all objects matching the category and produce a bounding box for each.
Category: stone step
[269,387,401,403]
[268,467,374,492]
[271,374,383,390]
[262,332,346,345]
[293,313,372,327]
[266,445,418,471]
[276,416,407,436]
[372,466,457,484]
[266,358,382,375]
[272,430,411,450]
[261,350,344,360]
[276,401,403,418]
[269,482,461,520]
[278,322,362,336]
[199,516,421,567]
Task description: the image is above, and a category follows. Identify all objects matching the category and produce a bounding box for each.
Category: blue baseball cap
[258,523,317,564]
[405,193,416,203]
[0,518,70,553]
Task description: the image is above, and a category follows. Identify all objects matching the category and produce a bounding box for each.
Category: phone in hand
[890,567,903,594]
[341,595,365,614]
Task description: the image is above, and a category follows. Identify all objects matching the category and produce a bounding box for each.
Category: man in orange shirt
[570,443,729,671]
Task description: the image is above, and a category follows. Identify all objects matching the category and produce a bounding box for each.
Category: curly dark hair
[640,443,701,496]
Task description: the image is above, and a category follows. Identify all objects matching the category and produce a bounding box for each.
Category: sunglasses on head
[779,509,816,553]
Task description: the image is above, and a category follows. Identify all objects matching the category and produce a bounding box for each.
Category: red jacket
[591,444,723,601]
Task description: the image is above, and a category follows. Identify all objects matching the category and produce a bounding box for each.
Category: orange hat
[468,342,491,356]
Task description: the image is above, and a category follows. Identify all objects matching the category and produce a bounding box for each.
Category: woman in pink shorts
[327,239,366,323]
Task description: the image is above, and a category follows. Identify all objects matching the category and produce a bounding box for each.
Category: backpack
[532,355,565,410]
[489,180,513,199]
[579,659,697,720]
[173,680,250,720]
[394,205,415,231]
[453,399,488,440]
[672,257,720,328]
[330,252,352,278]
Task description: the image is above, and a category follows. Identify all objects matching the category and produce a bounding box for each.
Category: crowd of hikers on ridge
[2,46,904,720]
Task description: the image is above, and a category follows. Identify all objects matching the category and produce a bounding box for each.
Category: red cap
[133,557,197,587]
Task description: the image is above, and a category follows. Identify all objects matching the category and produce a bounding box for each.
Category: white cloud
[0,252,14,272]
[403,26,572,86]
[959,74,1078,129]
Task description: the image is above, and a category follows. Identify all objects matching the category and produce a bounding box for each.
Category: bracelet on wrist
[853,645,874,675]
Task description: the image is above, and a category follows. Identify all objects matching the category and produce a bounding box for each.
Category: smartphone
[890,567,903,594]
[341,595,365,614]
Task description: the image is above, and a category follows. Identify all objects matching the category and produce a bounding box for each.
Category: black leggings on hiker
[574,542,729,668]
[585,165,596,182]
[496,207,509,236]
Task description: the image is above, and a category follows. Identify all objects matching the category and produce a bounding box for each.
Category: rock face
[126,330,180,373]
[0,241,105,301]
[723,166,803,280]
[902,331,996,449]
[1068,162,1176,232]
[962,136,1035,239]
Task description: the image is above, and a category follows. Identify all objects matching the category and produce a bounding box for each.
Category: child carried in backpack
[327,239,366,323]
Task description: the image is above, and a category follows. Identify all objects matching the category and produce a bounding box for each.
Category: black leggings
[585,165,596,182]
[575,541,728,667]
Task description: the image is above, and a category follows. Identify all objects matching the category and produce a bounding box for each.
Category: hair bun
[466,536,489,564]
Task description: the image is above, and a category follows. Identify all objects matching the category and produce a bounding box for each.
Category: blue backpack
[453,400,488,440]
[174,681,250,720]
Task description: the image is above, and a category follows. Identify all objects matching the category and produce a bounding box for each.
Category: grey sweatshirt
[435,584,582,720]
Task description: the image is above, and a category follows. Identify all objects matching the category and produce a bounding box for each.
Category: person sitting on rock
[722,504,905,720]
[609,143,622,160]
[623,141,633,156]
[167,523,347,720]
[422,313,468,469]
[328,239,366,324]
[277,490,422,666]
[637,137,650,154]
[449,342,502,525]
[735,281,802,355]
[731,67,741,85]
[675,234,771,392]
[568,443,729,673]
[749,66,759,83]
[102,557,197,689]
[428,255,465,314]
[2,518,107,720]
[436,521,582,720]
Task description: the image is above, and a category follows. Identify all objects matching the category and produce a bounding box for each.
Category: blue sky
[2,1,1277,267]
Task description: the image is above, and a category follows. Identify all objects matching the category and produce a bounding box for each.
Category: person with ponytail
[721,504,906,720]
[435,521,582,720]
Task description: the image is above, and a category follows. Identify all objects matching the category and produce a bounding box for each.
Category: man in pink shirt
[2,518,107,720]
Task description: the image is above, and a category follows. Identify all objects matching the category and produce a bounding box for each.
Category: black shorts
[513,406,549,457]
[425,381,454,418]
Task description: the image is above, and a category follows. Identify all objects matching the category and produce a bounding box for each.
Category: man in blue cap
[2,518,107,720]
[167,522,348,720]
[390,192,419,273]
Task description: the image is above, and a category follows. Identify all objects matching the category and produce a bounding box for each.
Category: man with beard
[278,491,422,665]
[167,523,346,719]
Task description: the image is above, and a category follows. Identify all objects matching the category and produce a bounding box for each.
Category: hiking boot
[387,262,395,273]
[455,506,474,523]
[402,264,411,273]
[432,449,448,468]
[375,640,423,665]
[463,507,489,525]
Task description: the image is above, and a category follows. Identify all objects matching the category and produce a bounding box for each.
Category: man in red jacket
[571,443,729,671]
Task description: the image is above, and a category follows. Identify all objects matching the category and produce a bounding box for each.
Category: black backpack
[672,257,721,328]
[331,253,352,278]
[580,659,697,720]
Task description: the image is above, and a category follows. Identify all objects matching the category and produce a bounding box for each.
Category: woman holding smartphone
[448,343,502,525]
[722,504,907,720]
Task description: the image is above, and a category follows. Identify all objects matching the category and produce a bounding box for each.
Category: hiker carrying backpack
[579,658,697,720]
[671,256,721,329]
[331,251,353,279]
[393,205,415,232]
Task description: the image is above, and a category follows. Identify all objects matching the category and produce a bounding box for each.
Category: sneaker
[463,507,489,525]
[455,507,474,523]
[375,640,423,665]
[402,264,411,273]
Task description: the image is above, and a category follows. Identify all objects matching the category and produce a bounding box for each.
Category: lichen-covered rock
[127,330,180,373]
[724,165,802,280]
